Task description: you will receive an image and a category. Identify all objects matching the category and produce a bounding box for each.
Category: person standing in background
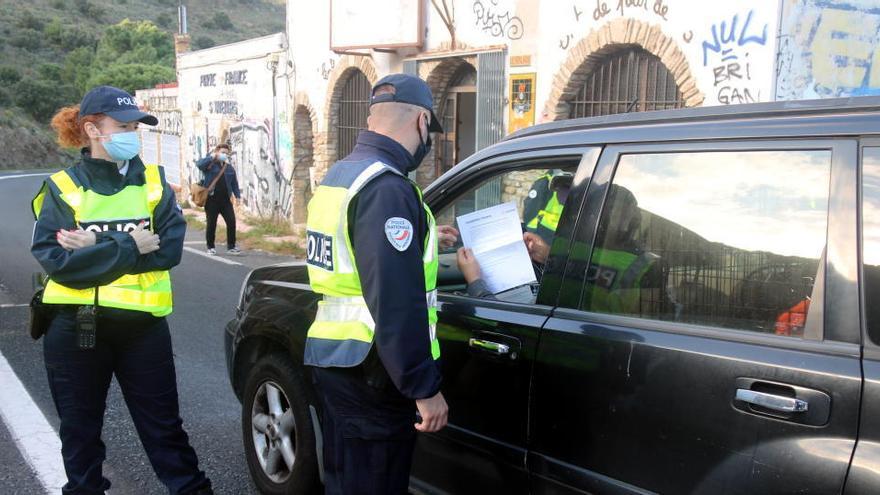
[196,143,241,255]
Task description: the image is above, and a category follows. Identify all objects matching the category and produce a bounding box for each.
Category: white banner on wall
[140,131,160,166]
[160,134,181,186]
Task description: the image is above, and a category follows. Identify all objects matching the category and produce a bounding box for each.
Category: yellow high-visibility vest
[526,173,565,233]
[32,165,173,317]
[304,160,440,368]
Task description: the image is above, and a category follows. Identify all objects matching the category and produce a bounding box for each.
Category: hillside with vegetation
[0,0,286,168]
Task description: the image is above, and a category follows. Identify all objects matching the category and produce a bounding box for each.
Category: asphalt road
[0,170,292,494]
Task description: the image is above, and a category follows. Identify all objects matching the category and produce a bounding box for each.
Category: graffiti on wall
[228,119,293,218]
[777,1,880,100]
[558,0,676,50]
[702,10,768,105]
[472,0,524,40]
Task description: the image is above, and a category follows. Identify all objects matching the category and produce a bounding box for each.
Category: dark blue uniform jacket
[340,131,442,400]
[196,155,241,199]
[31,149,186,321]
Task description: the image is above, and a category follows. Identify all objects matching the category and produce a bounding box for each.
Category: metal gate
[475,50,506,209]
[336,70,371,159]
[570,47,684,118]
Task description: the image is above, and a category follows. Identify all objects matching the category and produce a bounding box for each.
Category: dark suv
[225,97,880,494]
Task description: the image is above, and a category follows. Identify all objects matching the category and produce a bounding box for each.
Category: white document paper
[457,202,538,294]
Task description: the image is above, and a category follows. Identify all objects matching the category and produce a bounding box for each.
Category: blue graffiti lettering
[702,10,767,66]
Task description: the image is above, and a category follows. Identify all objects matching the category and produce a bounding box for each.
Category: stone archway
[321,56,378,173]
[292,93,318,226]
[544,18,704,122]
[416,56,478,187]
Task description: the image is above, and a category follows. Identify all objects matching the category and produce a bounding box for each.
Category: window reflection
[862,148,880,344]
[581,150,831,337]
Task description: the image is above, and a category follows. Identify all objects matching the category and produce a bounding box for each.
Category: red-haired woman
[30,86,213,494]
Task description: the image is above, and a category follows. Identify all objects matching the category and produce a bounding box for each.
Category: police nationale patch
[306,230,334,271]
[384,217,413,252]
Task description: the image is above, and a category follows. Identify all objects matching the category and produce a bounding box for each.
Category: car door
[529,140,863,494]
[410,148,601,494]
[847,142,880,493]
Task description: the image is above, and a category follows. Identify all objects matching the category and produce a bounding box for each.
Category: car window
[434,160,581,300]
[863,147,880,345]
[578,149,831,337]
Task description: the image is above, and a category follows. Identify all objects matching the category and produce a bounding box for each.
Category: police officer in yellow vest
[524,170,567,243]
[31,86,212,494]
[305,74,456,494]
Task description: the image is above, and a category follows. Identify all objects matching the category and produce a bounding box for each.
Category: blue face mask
[98,131,140,161]
[218,153,228,162]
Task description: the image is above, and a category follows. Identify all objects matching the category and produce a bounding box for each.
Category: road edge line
[0,351,66,493]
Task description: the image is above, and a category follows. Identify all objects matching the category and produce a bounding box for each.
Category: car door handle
[469,338,510,355]
[735,388,809,413]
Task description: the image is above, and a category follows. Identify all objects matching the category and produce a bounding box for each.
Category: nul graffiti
[702,10,768,105]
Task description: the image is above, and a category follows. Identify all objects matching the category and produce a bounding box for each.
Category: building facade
[142,0,880,228]
[169,33,294,219]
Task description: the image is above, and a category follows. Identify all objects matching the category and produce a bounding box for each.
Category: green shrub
[0,66,22,85]
[10,29,42,50]
[13,79,71,122]
[18,11,44,31]
[194,35,216,49]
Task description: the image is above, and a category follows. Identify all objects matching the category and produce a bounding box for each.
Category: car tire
[241,352,320,494]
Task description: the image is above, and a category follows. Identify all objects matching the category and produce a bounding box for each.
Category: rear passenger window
[863,148,880,345]
[580,149,831,337]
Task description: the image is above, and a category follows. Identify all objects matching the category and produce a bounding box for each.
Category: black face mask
[412,115,432,169]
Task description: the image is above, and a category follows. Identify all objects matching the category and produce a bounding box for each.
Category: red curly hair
[50,105,105,149]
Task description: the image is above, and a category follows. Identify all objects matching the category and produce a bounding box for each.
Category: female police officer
[30,86,213,494]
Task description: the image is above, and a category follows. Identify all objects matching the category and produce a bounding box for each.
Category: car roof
[506,95,880,141]
[427,96,880,193]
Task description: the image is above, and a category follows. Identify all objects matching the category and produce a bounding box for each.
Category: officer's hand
[456,247,482,284]
[523,232,550,264]
[437,225,459,250]
[57,229,96,250]
[129,222,161,255]
[415,391,448,433]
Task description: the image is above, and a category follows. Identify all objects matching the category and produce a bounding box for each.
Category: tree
[44,18,65,46]
[14,79,73,122]
[0,66,22,85]
[11,29,42,50]
[156,12,173,29]
[62,47,96,94]
[194,36,216,49]
[18,10,44,31]
[74,0,105,21]
[94,19,175,68]
[85,64,175,94]
[38,63,64,81]
[206,12,234,30]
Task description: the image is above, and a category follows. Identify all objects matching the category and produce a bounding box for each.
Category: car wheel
[242,353,320,494]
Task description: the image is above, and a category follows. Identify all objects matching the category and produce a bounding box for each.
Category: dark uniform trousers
[312,367,418,495]
[43,311,210,495]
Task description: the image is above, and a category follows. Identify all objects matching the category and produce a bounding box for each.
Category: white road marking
[183,246,243,266]
[0,304,29,308]
[0,173,51,181]
[0,352,66,493]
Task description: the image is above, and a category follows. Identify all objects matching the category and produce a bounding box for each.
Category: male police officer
[304,74,456,494]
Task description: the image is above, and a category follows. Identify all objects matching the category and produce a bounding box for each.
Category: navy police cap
[79,86,158,126]
[370,74,443,133]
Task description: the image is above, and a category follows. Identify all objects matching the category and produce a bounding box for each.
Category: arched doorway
[569,46,684,118]
[292,104,314,225]
[335,69,371,160]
